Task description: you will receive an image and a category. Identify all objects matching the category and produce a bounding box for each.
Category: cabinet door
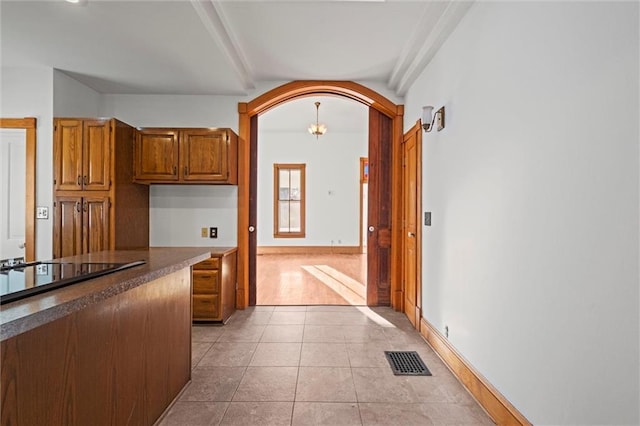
[53,196,82,258]
[82,196,110,254]
[180,130,228,181]
[134,130,179,181]
[82,120,111,191]
[54,119,83,191]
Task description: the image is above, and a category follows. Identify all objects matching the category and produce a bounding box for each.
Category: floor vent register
[384,351,432,376]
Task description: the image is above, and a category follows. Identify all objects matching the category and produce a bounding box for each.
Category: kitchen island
[1,247,213,426]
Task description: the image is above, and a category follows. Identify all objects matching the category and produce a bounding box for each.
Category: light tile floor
[158,306,495,426]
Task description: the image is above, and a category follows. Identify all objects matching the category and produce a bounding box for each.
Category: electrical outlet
[201,227,208,238]
[209,227,218,239]
[36,207,48,219]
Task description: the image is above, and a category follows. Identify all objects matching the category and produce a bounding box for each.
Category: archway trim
[237,80,404,309]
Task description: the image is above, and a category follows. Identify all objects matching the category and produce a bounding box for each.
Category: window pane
[290,170,301,200]
[278,201,290,232]
[279,169,290,200]
[289,201,301,232]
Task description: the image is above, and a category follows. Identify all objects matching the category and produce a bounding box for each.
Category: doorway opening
[254,96,368,305]
[237,81,404,310]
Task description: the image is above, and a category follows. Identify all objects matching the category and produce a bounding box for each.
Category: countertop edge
[1,250,213,341]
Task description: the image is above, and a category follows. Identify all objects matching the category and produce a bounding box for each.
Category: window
[274,163,305,238]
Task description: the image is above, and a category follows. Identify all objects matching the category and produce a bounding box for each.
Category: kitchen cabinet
[134,128,237,184]
[53,118,149,258]
[54,119,111,191]
[192,248,237,322]
[53,196,109,258]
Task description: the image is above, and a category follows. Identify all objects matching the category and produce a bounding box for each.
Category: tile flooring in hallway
[158,306,494,426]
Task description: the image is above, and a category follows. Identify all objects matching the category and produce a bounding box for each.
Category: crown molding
[389,0,475,97]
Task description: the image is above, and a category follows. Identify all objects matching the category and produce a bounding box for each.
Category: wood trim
[413,120,423,321]
[257,246,361,255]
[0,117,36,261]
[390,105,404,310]
[419,318,532,426]
[273,163,306,238]
[237,81,404,310]
[247,80,398,118]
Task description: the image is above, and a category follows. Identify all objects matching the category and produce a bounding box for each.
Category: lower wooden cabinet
[192,249,237,322]
[53,195,110,258]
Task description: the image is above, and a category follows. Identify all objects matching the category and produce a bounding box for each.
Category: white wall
[257,130,367,247]
[0,67,54,261]
[405,2,639,424]
[149,185,237,247]
[53,70,101,117]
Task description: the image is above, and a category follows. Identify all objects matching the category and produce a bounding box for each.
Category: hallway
[256,254,367,305]
[159,306,494,425]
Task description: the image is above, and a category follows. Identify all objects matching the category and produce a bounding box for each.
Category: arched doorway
[237,81,404,310]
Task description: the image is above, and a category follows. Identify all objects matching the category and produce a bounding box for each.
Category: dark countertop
[0,247,234,341]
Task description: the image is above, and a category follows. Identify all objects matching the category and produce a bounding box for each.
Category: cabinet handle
[83,176,88,186]
[83,202,88,212]
[173,166,177,175]
[77,176,82,186]
[76,202,81,212]
[184,166,188,176]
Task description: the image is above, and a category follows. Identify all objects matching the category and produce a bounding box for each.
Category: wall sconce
[422,106,445,132]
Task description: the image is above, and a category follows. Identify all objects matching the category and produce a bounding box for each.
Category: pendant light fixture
[308,101,327,139]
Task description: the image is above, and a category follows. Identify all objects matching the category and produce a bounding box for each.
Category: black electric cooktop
[0,260,145,305]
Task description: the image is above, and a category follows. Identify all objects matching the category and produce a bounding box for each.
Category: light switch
[36,207,48,219]
[424,212,431,226]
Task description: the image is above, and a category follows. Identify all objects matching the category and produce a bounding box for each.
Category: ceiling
[0,0,473,98]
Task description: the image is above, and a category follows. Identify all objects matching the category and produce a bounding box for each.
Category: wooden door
[54,119,83,191]
[134,129,179,181]
[180,129,228,181]
[53,196,83,258]
[402,123,422,328]
[82,119,111,191]
[367,108,393,305]
[0,129,26,259]
[82,196,110,254]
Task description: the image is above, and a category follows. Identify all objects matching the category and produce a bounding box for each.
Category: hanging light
[308,101,327,138]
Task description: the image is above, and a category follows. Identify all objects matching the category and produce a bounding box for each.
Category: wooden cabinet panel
[180,130,228,181]
[194,257,220,270]
[54,119,111,191]
[83,120,111,190]
[193,270,219,293]
[53,197,82,258]
[82,197,110,254]
[134,128,237,184]
[191,250,237,323]
[134,130,179,181]
[193,295,220,320]
[54,119,83,191]
[53,117,149,259]
[54,196,110,257]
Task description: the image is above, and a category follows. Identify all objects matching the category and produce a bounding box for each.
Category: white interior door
[0,129,27,260]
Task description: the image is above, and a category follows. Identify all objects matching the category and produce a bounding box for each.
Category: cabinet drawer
[193,270,220,294]
[194,257,220,270]
[193,294,220,320]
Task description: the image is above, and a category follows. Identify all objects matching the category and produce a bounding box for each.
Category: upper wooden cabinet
[54,119,111,191]
[134,128,237,184]
[53,118,149,259]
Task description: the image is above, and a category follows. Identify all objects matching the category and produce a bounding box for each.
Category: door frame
[401,119,423,328]
[237,81,404,309]
[0,118,36,261]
